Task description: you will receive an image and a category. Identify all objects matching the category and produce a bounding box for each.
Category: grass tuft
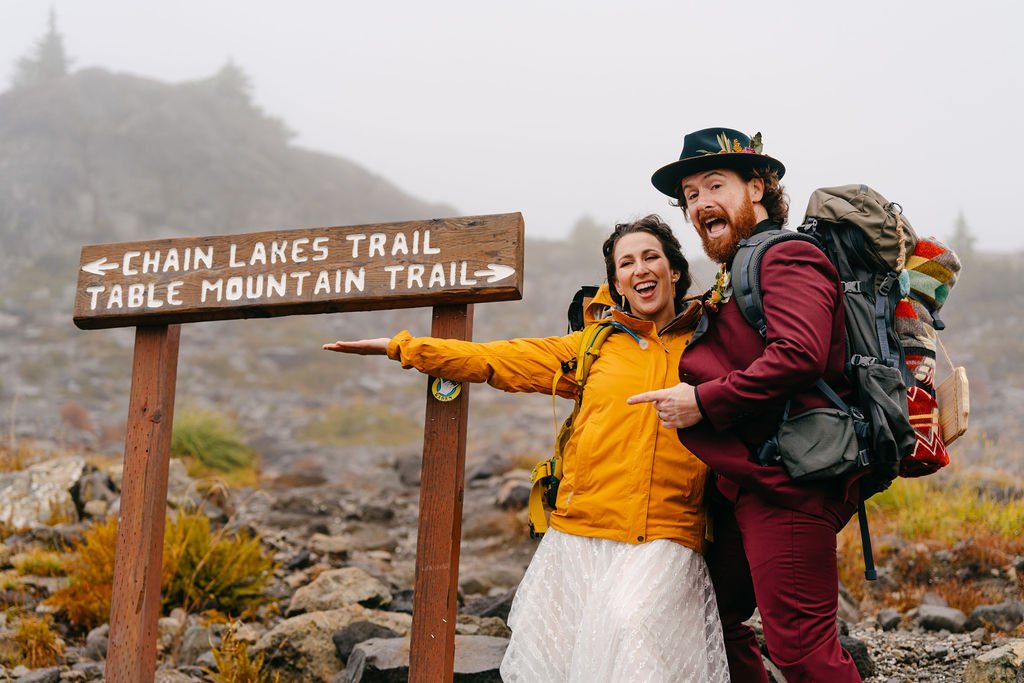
[840,475,1024,617]
[161,510,276,614]
[205,622,278,683]
[171,409,256,477]
[44,509,276,631]
[10,615,64,668]
[12,549,65,577]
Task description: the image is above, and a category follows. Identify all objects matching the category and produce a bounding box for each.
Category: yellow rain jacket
[386,285,709,554]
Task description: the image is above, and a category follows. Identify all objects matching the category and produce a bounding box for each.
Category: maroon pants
[706,487,861,683]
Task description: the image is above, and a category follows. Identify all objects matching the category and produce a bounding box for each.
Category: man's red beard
[697,197,759,264]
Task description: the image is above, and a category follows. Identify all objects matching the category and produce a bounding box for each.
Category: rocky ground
[1,453,1022,682]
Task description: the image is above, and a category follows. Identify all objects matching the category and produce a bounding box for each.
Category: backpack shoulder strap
[530,322,617,538]
[733,229,822,339]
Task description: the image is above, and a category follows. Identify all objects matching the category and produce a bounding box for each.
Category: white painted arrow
[81,257,120,276]
[472,264,516,283]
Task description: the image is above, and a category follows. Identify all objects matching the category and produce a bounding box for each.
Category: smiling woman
[323,215,728,682]
[603,215,691,332]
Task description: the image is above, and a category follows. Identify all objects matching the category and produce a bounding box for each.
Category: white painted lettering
[201,279,223,303]
[412,230,420,254]
[142,250,160,274]
[245,275,264,299]
[86,285,105,310]
[407,264,425,288]
[291,237,310,263]
[423,230,440,254]
[290,271,311,296]
[250,242,267,266]
[368,233,385,258]
[127,284,145,308]
[229,244,244,268]
[145,283,163,308]
[313,270,331,295]
[122,251,141,275]
[346,267,365,293]
[384,265,403,289]
[225,276,244,301]
[193,246,213,270]
[107,285,123,309]
[311,237,328,261]
[346,234,366,258]
[164,248,180,272]
[167,281,183,306]
[271,240,287,264]
[460,261,477,285]
[428,263,445,287]
[391,232,408,256]
[267,273,286,298]
[369,233,386,258]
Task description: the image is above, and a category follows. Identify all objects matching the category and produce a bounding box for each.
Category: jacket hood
[585,283,702,335]
[584,284,617,325]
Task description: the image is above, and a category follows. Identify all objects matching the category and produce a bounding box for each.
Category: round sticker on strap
[430,377,462,402]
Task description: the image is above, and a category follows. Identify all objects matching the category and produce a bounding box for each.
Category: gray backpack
[733,184,920,579]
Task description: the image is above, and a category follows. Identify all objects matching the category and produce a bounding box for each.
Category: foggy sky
[3,0,1022,257]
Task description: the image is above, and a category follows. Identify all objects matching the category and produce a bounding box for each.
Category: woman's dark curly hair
[672,166,790,227]
[601,214,691,311]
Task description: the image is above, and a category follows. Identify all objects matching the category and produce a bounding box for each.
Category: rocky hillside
[0,63,455,274]
[0,50,1022,682]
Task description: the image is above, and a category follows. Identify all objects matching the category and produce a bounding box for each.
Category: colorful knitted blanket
[894,237,962,476]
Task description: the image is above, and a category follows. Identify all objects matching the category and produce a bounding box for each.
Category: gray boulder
[962,638,1024,683]
[0,457,88,527]
[287,567,392,616]
[918,603,968,633]
[253,605,411,683]
[968,601,1024,633]
[332,620,401,664]
[343,635,508,682]
[876,607,901,631]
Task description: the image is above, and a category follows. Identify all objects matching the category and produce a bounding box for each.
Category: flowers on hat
[700,131,765,157]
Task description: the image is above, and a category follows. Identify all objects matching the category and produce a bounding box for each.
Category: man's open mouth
[703,217,728,239]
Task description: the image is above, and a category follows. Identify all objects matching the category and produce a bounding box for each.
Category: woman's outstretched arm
[322,338,390,355]
[321,331,583,398]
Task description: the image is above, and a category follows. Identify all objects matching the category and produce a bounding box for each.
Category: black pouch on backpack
[774,407,863,481]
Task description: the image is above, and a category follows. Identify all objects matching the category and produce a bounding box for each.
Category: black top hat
[651,127,785,198]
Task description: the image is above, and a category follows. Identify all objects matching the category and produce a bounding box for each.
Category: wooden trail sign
[74,212,524,329]
[82,213,524,682]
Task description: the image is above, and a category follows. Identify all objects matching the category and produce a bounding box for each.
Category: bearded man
[629,128,863,683]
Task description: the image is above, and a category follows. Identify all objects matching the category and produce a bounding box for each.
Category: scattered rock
[918,604,968,633]
[967,601,1024,633]
[840,634,876,679]
[495,479,530,511]
[253,605,412,683]
[962,638,1024,682]
[344,635,508,682]
[395,454,422,488]
[0,457,89,527]
[309,534,351,559]
[332,620,400,664]
[288,567,393,615]
[17,667,62,683]
[463,588,516,624]
[877,607,902,631]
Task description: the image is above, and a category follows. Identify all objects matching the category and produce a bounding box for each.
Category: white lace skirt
[500,529,728,683]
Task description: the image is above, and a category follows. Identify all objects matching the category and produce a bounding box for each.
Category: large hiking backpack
[732,184,963,578]
[527,287,616,538]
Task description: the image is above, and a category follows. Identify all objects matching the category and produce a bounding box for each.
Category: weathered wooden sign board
[77,213,524,682]
[74,213,523,329]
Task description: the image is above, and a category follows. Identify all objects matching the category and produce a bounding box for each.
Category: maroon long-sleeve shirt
[678,221,856,513]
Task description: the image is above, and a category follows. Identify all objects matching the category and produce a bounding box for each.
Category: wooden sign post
[74,213,524,682]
